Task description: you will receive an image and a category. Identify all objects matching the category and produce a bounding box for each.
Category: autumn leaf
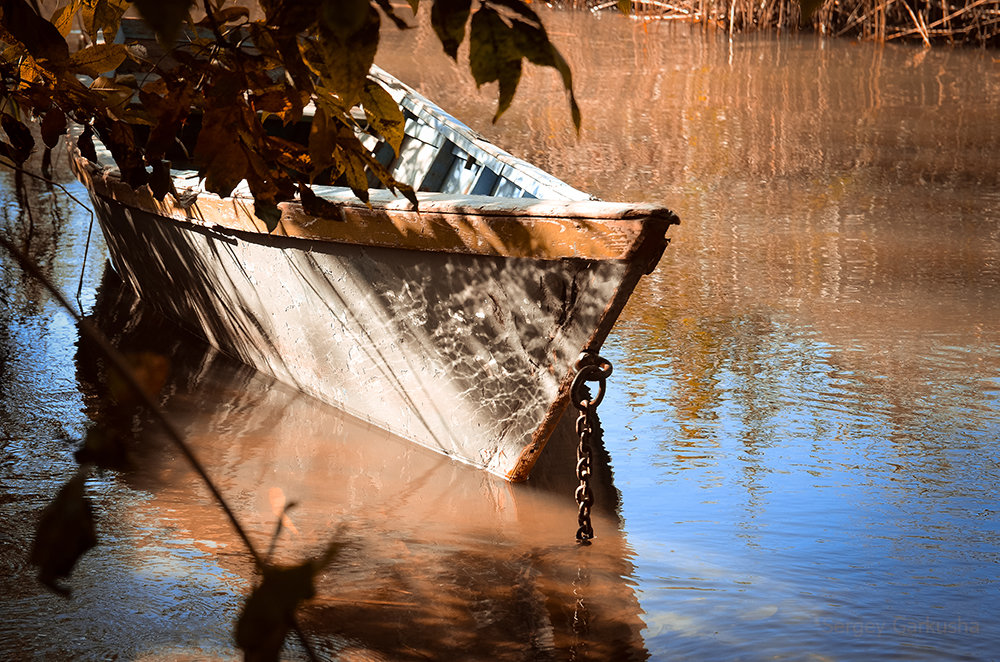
[431,0,471,60]
[319,0,371,38]
[77,125,99,162]
[11,53,51,86]
[338,147,371,204]
[299,184,343,219]
[203,139,248,198]
[1,114,35,163]
[93,0,130,44]
[251,84,298,115]
[79,0,129,44]
[469,6,522,123]
[244,136,295,229]
[328,123,373,202]
[141,80,194,161]
[195,105,249,198]
[246,21,277,57]
[149,159,174,200]
[2,0,69,64]
[38,107,66,149]
[30,468,98,597]
[87,76,137,113]
[268,135,312,175]
[361,79,405,155]
[50,0,82,37]
[313,3,380,108]
[254,202,282,232]
[258,0,315,38]
[69,43,130,79]
[356,147,416,206]
[399,183,418,207]
[95,115,147,187]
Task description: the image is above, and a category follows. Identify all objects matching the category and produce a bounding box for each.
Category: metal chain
[570,352,612,544]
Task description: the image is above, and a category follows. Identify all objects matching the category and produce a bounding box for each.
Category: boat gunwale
[72,154,679,264]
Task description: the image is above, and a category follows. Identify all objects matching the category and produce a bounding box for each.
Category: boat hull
[83,180,674,480]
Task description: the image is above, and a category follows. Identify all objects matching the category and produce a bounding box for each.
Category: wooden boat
[69,58,678,482]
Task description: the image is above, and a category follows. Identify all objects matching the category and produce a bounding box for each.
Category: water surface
[2,10,999,661]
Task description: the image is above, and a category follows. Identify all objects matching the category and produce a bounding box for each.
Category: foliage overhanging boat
[69,49,678,482]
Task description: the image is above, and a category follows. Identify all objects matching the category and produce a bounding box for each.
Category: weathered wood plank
[74,160,678,263]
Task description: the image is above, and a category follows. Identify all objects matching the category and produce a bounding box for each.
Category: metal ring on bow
[571,352,613,410]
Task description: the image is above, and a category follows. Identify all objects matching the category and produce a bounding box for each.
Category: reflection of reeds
[583,0,1000,46]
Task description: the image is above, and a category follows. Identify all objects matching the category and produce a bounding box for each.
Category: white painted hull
[89,191,662,479]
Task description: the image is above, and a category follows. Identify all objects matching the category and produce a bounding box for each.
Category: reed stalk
[583,0,1000,46]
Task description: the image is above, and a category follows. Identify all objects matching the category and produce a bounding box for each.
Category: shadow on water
[0,261,647,660]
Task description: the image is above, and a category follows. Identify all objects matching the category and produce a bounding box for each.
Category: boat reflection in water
[73,266,647,660]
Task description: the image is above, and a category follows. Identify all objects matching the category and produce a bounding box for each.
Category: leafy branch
[2,2,580,657]
[0,225,341,661]
[1,0,581,229]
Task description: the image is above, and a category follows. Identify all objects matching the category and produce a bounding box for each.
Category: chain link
[570,352,612,544]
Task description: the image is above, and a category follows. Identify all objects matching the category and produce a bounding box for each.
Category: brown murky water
[2,9,999,660]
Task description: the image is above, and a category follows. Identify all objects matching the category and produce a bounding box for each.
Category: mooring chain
[571,351,613,544]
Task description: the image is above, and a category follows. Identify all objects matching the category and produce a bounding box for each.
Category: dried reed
[580,0,1000,46]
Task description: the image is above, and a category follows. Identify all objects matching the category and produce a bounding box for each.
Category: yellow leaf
[51,0,83,38]
[17,55,50,85]
[361,79,404,156]
[69,43,129,78]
